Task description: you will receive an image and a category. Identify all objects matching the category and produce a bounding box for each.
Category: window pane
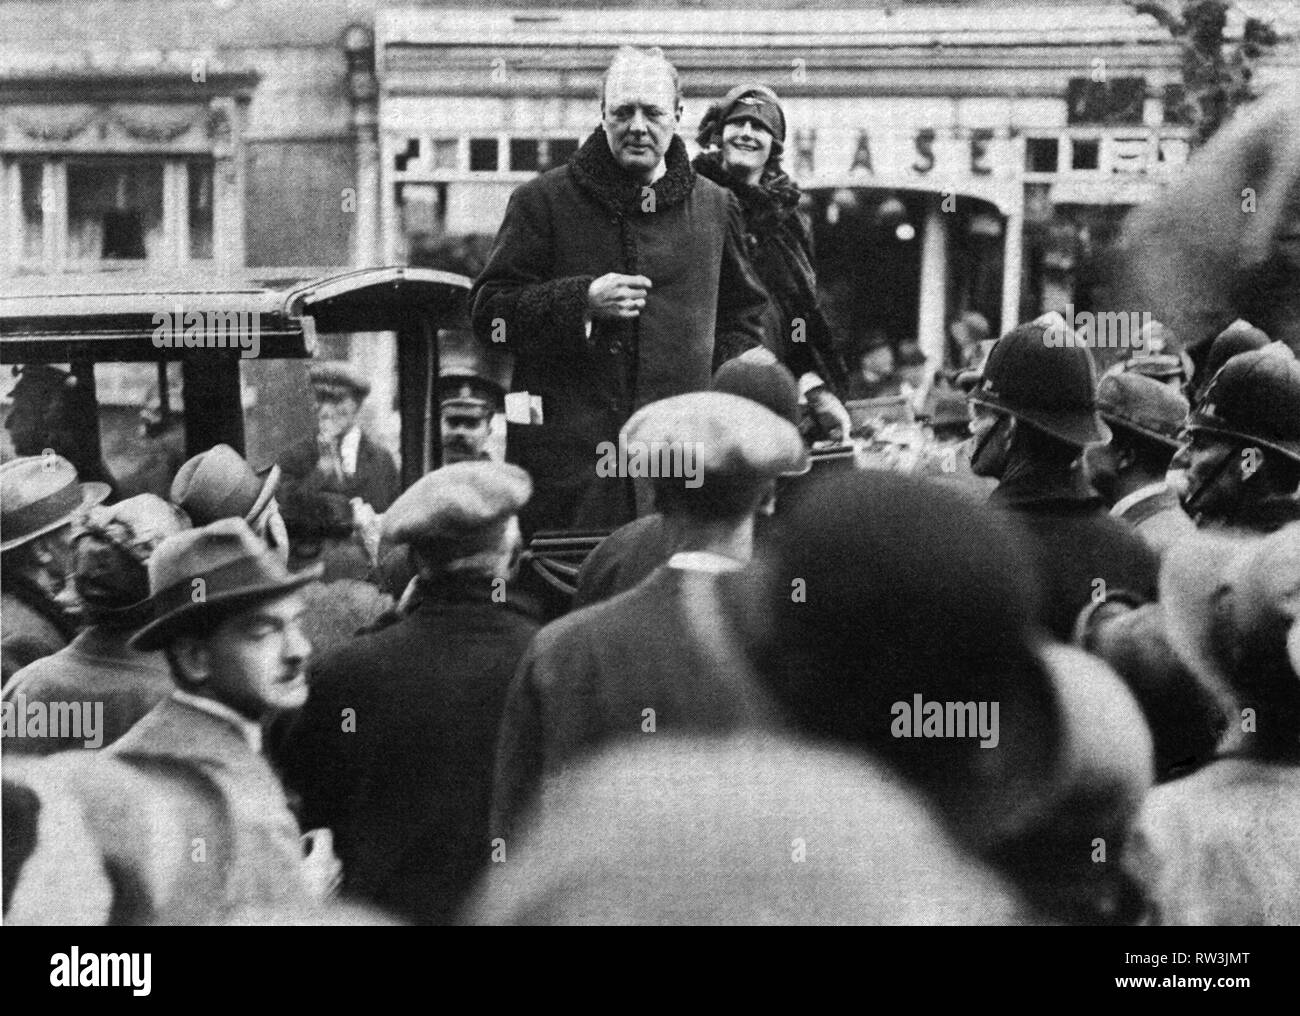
[67,161,164,261]
[188,160,214,260]
[19,163,45,260]
[1025,138,1059,174]
[1071,140,1100,171]
[95,362,187,500]
[431,139,459,170]
[469,138,499,172]
[510,138,539,172]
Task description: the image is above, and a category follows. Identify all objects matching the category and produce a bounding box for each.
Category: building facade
[2,1,1296,414]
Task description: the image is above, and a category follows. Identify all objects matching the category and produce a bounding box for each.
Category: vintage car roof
[0,265,470,363]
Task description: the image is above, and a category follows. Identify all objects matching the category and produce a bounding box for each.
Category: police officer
[967,319,1160,639]
[1174,347,1300,534]
[437,333,509,466]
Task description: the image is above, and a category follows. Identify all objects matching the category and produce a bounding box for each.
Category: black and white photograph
[0,0,1297,984]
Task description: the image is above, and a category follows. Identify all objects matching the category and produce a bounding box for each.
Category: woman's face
[721,117,773,177]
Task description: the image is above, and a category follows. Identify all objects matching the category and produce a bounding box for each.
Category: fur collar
[691,149,801,230]
[569,127,696,216]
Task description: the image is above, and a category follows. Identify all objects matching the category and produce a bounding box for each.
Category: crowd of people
[3,47,1299,926]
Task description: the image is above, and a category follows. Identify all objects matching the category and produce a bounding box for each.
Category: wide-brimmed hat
[0,455,110,554]
[170,444,280,527]
[968,321,1110,447]
[72,494,191,628]
[1096,372,1189,449]
[130,517,321,651]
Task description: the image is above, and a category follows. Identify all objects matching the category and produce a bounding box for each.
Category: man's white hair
[599,46,682,109]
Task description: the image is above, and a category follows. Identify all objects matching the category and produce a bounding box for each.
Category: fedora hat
[0,455,110,554]
[1096,372,1189,449]
[130,518,321,652]
[170,444,280,527]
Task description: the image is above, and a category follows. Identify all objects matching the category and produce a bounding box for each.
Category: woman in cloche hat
[694,84,850,442]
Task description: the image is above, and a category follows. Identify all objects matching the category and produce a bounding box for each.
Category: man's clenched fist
[587,273,652,320]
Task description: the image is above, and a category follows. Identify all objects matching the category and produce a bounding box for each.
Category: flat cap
[1097,372,1189,448]
[382,461,531,552]
[621,392,809,480]
[309,361,370,400]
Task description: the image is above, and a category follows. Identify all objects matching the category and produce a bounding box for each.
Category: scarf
[691,149,801,237]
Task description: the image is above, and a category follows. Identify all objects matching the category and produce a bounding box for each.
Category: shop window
[18,162,45,260]
[6,156,216,270]
[509,138,540,172]
[1067,77,1146,125]
[469,139,499,172]
[1071,140,1100,171]
[1025,138,1059,174]
[68,161,163,261]
[430,139,459,171]
[188,161,214,261]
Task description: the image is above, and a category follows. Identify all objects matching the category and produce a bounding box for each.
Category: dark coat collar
[569,128,696,217]
[991,463,1101,510]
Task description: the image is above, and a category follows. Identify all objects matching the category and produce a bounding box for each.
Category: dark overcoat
[692,150,848,391]
[491,565,771,840]
[990,471,1160,640]
[278,575,539,925]
[470,130,772,534]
